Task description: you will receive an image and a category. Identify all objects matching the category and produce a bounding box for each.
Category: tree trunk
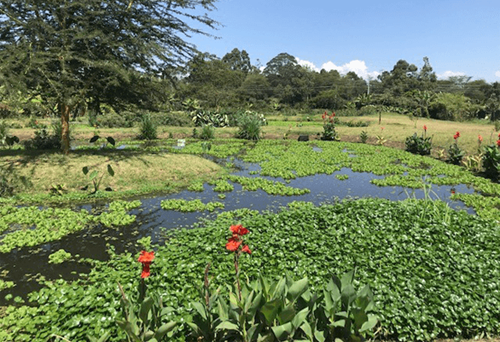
[60,102,71,154]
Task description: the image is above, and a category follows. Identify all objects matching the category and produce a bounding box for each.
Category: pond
[0,155,476,305]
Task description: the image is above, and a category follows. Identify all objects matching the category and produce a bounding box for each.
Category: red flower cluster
[497,139,500,147]
[226,224,251,254]
[453,131,460,140]
[478,135,483,143]
[138,251,155,278]
[322,111,335,123]
[423,125,427,132]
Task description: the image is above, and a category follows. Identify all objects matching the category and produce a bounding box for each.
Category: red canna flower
[141,264,151,279]
[241,245,252,254]
[322,111,327,120]
[138,251,155,279]
[478,135,483,142]
[226,237,241,252]
[453,131,460,139]
[497,139,500,147]
[423,125,427,131]
[138,250,155,263]
[230,224,249,236]
[331,111,336,117]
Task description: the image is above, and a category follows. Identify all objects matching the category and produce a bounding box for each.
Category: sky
[188,0,500,82]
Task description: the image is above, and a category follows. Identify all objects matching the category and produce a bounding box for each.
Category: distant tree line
[2,43,500,124]
[175,50,500,122]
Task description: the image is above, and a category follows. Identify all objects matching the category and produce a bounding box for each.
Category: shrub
[447,131,465,165]
[405,133,432,155]
[321,111,338,141]
[155,111,192,127]
[0,121,18,146]
[360,130,368,143]
[26,116,43,129]
[343,120,370,127]
[228,110,267,128]
[482,143,500,180]
[199,124,215,140]
[97,111,137,128]
[23,120,68,150]
[137,112,157,140]
[192,110,229,127]
[236,112,263,140]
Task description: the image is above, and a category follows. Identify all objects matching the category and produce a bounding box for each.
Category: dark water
[0,157,476,304]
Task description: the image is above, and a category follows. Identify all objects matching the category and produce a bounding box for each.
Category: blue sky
[189,0,500,82]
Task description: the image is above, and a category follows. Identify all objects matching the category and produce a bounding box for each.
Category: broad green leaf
[154,322,176,340]
[278,304,295,324]
[247,323,263,341]
[187,322,202,335]
[300,320,314,341]
[292,307,309,329]
[229,291,240,310]
[257,332,275,342]
[271,277,286,300]
[359,314,378,332]
[139,297,154,324]
[352,308,368,330]
[340,270,355,291]
[244,290,255,314]
[191,302,207,320]
[271,322,293,341]
[106,136,116,146]
[261,298,281,325]
[332,319,346,328]
[249,292,263,317]
[107,164,115,177]
[314,330,326,342]
[144,330,154,340]
[82,166,89,175]
[287,277,308,302]
[215,321,240,332]
[89,170,99,181]
[218,299,229,321]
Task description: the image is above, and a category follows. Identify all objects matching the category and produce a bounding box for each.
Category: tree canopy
[0,0,219,152]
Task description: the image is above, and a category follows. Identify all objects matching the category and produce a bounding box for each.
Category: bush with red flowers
[405,125,432,155]
[481,133,500,180]
[320,111,338,141]
[447,131,465,165]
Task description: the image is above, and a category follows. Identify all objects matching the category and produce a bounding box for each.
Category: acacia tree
[0,0,218,153]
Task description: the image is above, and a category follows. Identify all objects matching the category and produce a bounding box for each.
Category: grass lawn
[0,150,224,204]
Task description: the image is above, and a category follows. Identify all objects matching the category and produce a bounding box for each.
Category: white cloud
[437,70,467,80]
[296,58,379,80]
[495,71,500,78]
[320,60,380,80]
[296,58,320,72]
